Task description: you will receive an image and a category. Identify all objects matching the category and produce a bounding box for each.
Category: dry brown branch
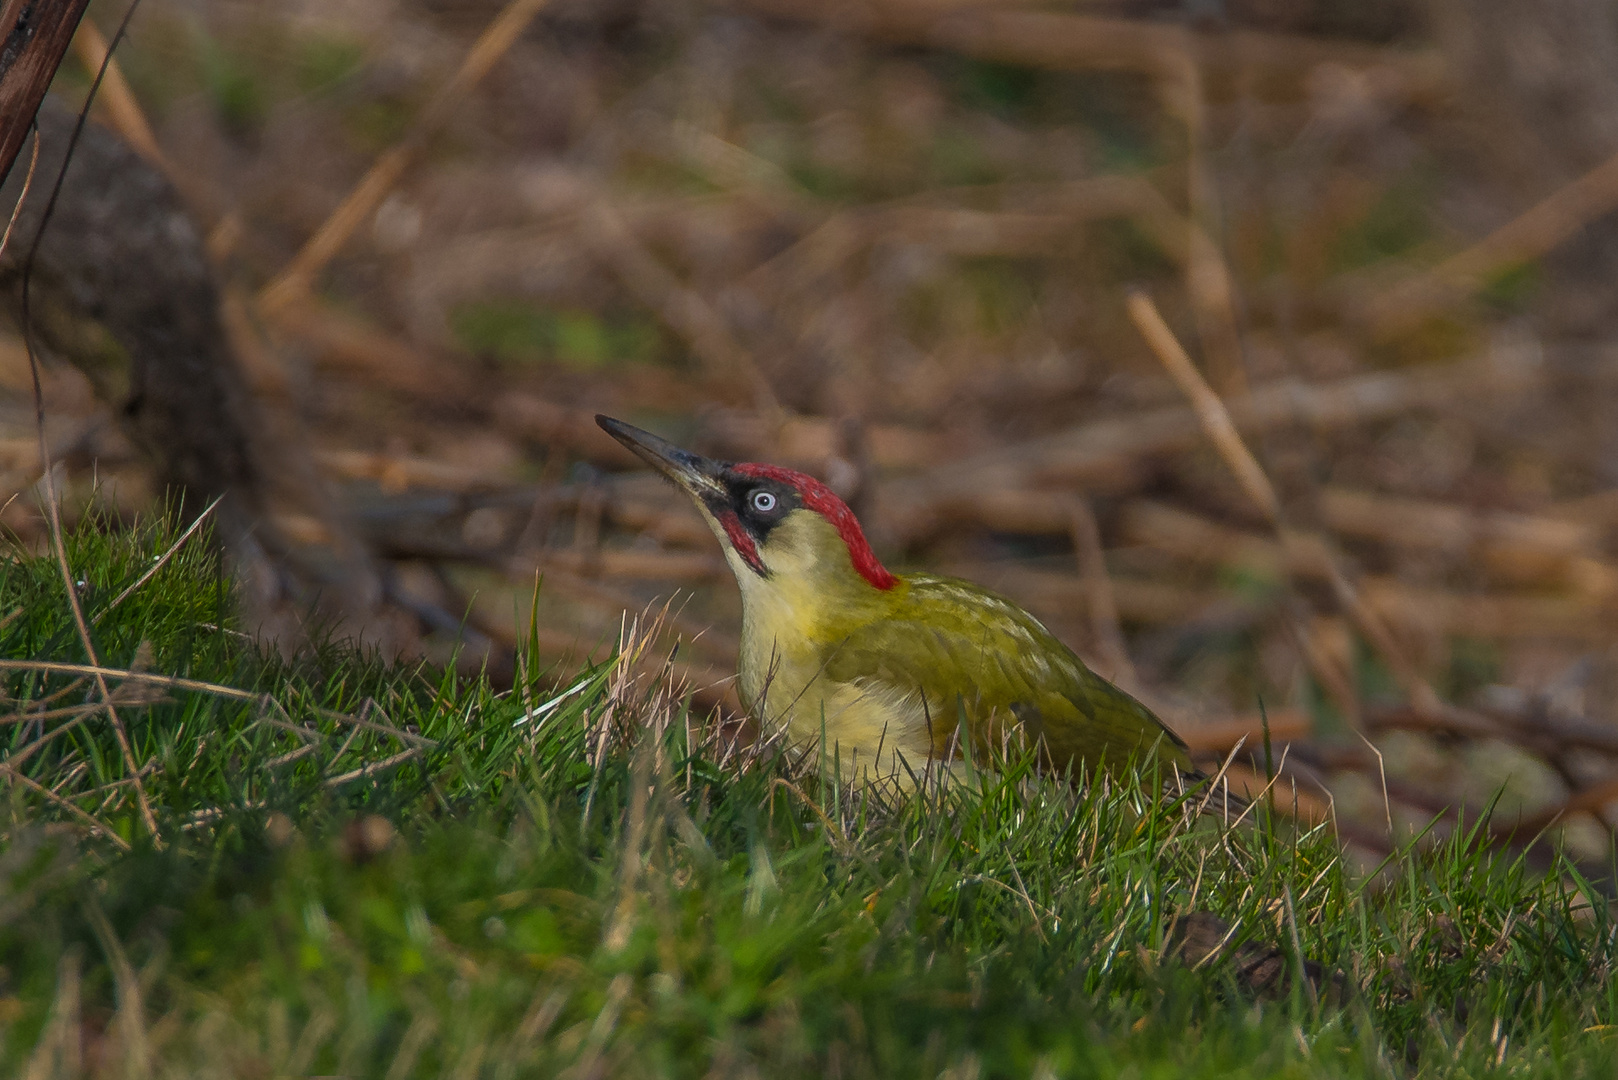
[0,0,89,184]
[1057,503,1612,645]
[1358,579,1605,643]
[4,712,101,771]
[257,0,554,314]
[15,676,88,711]
[1178,709,1311,753]
[69,19,166,172]
[741,177,1188,303]
[672,124,816,213]
[1486,708,1618,757]
[584,201,782,417]
[1503,774,1618,837]
[1362,147,1618,336]
[1120,500,1331,579]
[264,743,319,769]
[1127,291,1279,521]
[0,126,37,261]
[319,449,514,494]
[1128,290,1445,721]
[0,702,101,726]
[506,566,739,664]
[515,547,729,583]
[703,410,953,472]
[219,287,290,397]
[1293,614,1361,725]
[1065,496,1135,686]
[494,396,645,469]
[604,499,712,549]
[1318,487,1601,585]
[253,713,322,744]
[964,561,1264,628]
[265,295,474,401]
[728,0,1445,90]
[1218,762,1332,826]
[877,342,1541,543]
[1170,57,1250,399]
[1120,498,1610,637]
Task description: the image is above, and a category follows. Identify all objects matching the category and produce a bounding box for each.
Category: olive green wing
[819,575,1189,775]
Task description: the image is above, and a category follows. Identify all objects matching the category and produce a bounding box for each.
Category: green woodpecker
[597,415,1193,784]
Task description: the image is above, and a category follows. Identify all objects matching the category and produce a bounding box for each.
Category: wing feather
[820,575,1188,773]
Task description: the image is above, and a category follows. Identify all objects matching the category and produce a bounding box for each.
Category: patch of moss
[450,301,664,369]
[295,35,366,97]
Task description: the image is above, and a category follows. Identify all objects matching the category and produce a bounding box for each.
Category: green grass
[1,518,1616,1076]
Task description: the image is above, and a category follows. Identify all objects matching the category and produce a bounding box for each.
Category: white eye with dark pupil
[750,490,777,513]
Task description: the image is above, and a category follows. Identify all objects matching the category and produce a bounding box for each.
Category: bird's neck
[732,513,899,646]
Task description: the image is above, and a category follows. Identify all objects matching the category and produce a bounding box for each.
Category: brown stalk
[0,0,27,61]
[17,675,88,711]
[69,18,166,172]
[76,759,158,803]
[0,763,129,849]
[0,126,38,257]
[726,0,1444,90]
[5,703,151,772]
[768,777,847,851]
[963,560,1264,629]
[878,337,1541,545]
[0,659,260,701]
[1177,710,1311,754]
[311,706,438,749]
[83,899,151,1080]
[584,200,783,418]
[267,296,475,401]
[93,497,221,622]
[741,177,1187,309]
[322,748,422,789]
[1168,54,1249,398]
[1363,146,1618,337]
[1116,501,1607,642]
[14,113,159,840]
[1127,290,1447,722]
[265,744,319,769]
[0,0,91,184]
[1126,292,1280,521]
[513,547,728,584]
[0,701,101,726]
[257,0,555,314]
[602,732,656,954]
[1507,774,1618,837]
[1064,496,1135,687]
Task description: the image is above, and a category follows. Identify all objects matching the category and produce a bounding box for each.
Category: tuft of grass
[0,518,1615,1076]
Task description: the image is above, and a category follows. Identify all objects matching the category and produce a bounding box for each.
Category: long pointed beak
[595,415,728,500]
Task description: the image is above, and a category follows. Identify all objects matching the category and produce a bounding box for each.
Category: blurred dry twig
[257,0,554,315]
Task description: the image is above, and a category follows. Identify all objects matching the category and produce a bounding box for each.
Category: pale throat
[703,511,863,683]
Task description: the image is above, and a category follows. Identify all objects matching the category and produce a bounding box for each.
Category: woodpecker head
[596,416,897,597]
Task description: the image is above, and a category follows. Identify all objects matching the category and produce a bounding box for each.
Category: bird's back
[751,572,1189,778]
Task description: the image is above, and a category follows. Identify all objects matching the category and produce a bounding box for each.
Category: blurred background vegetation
[9,0,1618,867]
